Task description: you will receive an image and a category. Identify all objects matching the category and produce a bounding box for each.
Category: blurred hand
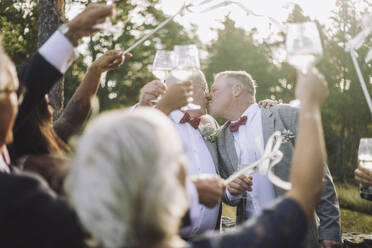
[258,99,278,109]
[190,174,226,208]
[139,80,167,107]
[65,4,115,46]
[355,164,372,187]
[296,68,328,107]
[91,50,126,73]
[156,81,193,115]
[319,240,342,248]
[227,174,253,195]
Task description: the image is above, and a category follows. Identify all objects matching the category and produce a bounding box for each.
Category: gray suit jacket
[216,104,341,248]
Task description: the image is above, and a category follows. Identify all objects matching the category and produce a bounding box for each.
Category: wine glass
[286,22,323,74]
[151,50,175,103]
[92,0,121,35]
[358,138,372,201]
[172,45,201,111]
[286,22,323,107]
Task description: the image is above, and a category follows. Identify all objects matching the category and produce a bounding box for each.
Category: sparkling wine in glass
[286,22,323,107]
[172,45,201,111]
[151,50,175,103]
[358,138,372,201]
[286,22,323,74]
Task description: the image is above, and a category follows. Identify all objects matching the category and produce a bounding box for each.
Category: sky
[158,0,338,43]
[67,0,340,44]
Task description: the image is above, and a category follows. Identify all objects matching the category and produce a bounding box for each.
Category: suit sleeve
[315,166,342,241]
[15,52,63,131]
[278,105,341,241]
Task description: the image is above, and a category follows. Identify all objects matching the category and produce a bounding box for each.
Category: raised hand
[296,68,329,107]
[91,50,125,73]
[65,4,115,46]
[139,80,167,107]
[156,81,193,115]
[355,163,372,187]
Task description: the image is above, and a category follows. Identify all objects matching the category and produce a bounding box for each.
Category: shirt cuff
[38,31,78,74]
[129,103,139,112]
[225,187,242,202]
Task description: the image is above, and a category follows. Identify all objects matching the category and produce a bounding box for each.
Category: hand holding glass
[151,50,175,103]
[171,45,201,111]
[286,22,323,74]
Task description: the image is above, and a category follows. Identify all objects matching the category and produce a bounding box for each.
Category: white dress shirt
[38,30,78,74]
[170,110,220,236]
[227,103,276,217]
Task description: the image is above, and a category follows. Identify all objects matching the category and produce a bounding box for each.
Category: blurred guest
[8,50,124,193]
[208,70,341,248]
[0,4,118,246]
[66,68,330,248]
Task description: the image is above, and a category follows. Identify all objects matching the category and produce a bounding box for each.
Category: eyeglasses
[0,85,26,106]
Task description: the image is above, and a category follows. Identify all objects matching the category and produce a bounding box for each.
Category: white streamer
[225,131,291,190]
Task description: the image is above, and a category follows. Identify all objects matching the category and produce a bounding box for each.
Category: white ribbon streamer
[225,131,291,190]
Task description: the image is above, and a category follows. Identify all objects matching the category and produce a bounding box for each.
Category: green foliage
[0,0,38,67]
[64,0,198,111]
[340,209,372,233]
[204,16,287,104]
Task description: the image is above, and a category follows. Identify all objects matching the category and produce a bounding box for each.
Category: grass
[340,208,372,233]
[221,184,372,234]
[335,183,372,215]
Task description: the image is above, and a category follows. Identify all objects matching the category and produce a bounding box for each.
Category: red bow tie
[229,116,247,132]
[180,112,201,129]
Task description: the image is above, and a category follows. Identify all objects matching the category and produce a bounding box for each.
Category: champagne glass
[92,0,121,34]
[286,22,323,107]
[172,45,201,111]
[151,50,175,103]
[286,22,323,74]
[358,138,372,201]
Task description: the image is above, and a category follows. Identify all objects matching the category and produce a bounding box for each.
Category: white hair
[66,108,188,248]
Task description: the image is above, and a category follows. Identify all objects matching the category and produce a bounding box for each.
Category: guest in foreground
[67,67,330,248]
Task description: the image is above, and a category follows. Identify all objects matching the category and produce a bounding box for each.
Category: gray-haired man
[207,71,341,248]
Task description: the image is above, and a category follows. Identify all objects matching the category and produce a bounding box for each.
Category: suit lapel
[204,140,220,174]
[224,123,239,171]
[261,108,274,146]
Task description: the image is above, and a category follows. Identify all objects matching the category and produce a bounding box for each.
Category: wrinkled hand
[296,68,329,107]
[319,240,342,248]
[227,174,253,196]
[190,174,226,208]
[355,164,372,187]
[91,50,126,73]
[258,99,278,109]
[66,4,115,46]
[156,81,193,115]
[139,80,167,107]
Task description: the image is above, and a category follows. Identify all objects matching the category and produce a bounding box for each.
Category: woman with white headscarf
[67,67,329,248]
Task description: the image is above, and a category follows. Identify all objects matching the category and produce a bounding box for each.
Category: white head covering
[66,108,189,248]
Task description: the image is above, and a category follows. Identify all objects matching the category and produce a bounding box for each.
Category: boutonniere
[281,129,295,144]
[200,123,218,143]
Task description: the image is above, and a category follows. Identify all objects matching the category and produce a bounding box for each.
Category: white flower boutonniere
[281,129,295,144]
[200,123,218,143]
